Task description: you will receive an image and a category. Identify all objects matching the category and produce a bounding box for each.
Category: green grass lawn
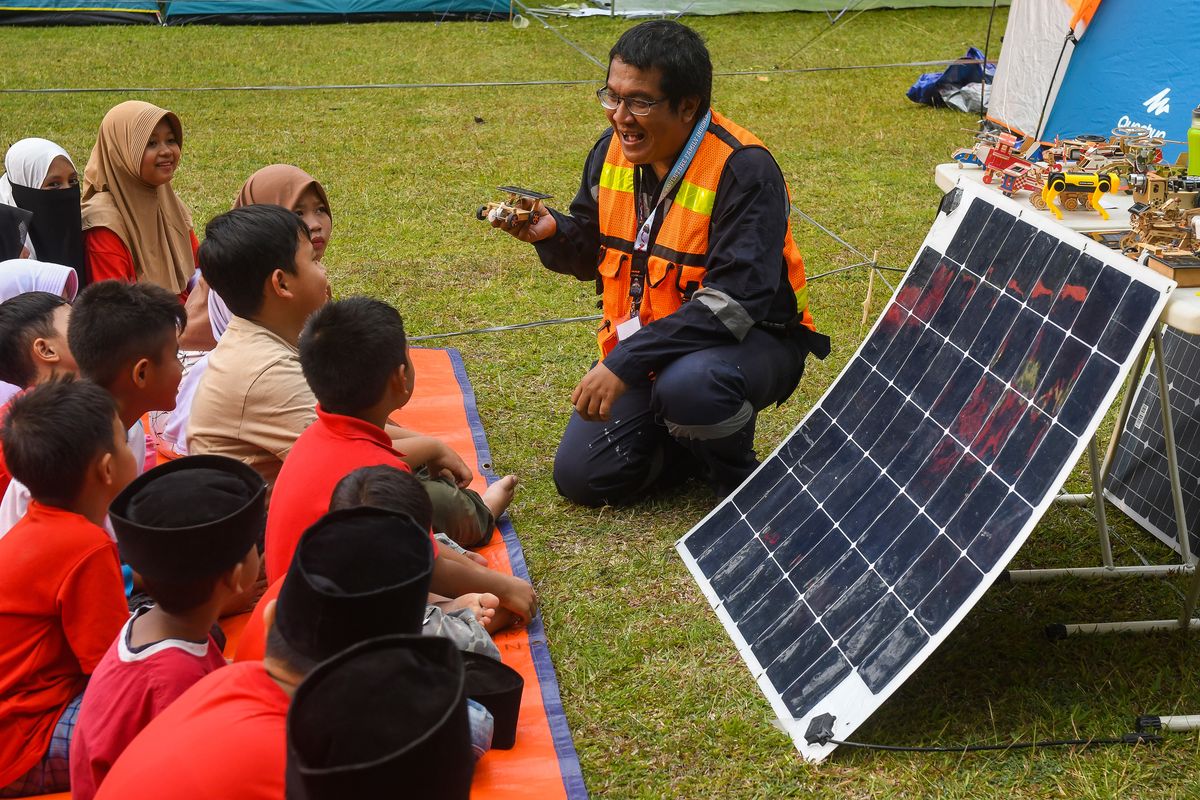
[5,7,1199,798]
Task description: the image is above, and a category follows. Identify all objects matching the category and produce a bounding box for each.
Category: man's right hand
[493,198,557,243]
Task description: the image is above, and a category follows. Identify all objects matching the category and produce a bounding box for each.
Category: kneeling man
[496,19,829,505]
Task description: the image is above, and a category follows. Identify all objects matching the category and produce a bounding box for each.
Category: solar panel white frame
[676,179,1175,763]
[1104,328,1200,560]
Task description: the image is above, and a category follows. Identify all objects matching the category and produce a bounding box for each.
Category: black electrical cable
[818,732,1161,753]
[1031,30,1077,143]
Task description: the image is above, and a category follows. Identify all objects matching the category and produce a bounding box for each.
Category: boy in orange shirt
[0,378,136,796]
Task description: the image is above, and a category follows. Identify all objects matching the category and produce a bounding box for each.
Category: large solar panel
[1104,327,1200,560]
[676,180,1174,762]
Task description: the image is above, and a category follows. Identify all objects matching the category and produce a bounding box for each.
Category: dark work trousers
[553,326,809,506]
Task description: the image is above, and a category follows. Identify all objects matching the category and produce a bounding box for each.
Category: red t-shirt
[94,661,288,800]
[0,502,127,787]
[264,405,420,583]
[232,578,281,664]
[0,399,13,496]
[70,606,228,800]
[84,228,199,295]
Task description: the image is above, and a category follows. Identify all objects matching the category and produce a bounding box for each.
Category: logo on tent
[1142,88,1171,116]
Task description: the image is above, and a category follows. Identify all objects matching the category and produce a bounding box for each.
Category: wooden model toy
[1040,170,1119,220]
[1127,171,1200,210]
[1121,199,1200,256]
[476,186,553,226]
[1121,199,1200,287]
[952,129,1017,168]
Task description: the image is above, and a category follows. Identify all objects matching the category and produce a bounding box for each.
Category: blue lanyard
[633,109,712,253]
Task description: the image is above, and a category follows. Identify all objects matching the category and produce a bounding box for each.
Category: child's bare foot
[483,475,518,518]
[445,592,499,627]
[486,607,518,634]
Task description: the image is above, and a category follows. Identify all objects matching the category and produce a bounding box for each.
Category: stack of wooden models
[1122,199,1200,286]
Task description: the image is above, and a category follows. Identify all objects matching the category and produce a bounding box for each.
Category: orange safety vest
[595,110,815,358]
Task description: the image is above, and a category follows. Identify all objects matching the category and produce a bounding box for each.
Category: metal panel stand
[1007,326,1199,637]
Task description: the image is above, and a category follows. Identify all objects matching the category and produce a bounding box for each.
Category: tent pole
[979,0,999,125]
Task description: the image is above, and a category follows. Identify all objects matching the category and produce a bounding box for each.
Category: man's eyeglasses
[596,87,664,117]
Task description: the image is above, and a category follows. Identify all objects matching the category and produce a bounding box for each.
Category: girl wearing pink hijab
[162,165,332,454]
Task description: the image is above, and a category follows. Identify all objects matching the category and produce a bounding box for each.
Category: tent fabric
[986,0,1083,138]
[162,0,508,24]
[541,0,1007,15]
[0,0,157,25]
[1040,0,1200,163]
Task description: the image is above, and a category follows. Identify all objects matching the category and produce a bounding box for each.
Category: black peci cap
[286,634,473,800]
[462,652,525,750]
[275,506,434,663]
[109,454,266,583]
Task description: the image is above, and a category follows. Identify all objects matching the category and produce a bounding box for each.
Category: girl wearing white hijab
[0,258,78,405]
[0,138,84,276]
[0,258,78,303]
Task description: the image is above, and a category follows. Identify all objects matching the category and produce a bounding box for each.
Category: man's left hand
[570,362,627,422]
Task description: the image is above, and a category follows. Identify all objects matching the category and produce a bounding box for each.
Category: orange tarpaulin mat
[16,347,584,800]
[390,347,586,799]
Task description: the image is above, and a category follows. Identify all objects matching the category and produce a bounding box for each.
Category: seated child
[0,261,78,406]
[264,296,534,627]
[0,378,135,797]
[0,138,86,275]
[0,290,76,495]
[0,280,185,535]
[186,204,327,487]
[81,101,197,295]
[96,507,466,800]
[69,455,265,800]
[190,205,511,548]
[286,635,473,800]
[239,464,501,663]
[160,164,333,450]
[0,258,79,302]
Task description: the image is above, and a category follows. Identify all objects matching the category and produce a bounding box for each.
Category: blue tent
[162,0,509,24]
[0,0,157,25]
[1039,0,1199,164]
[988,0,1200,164]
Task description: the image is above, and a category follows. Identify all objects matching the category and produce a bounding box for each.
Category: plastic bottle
[1189,105,1200,176]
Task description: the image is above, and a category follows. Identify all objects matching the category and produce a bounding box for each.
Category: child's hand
[499,576,538,626]
[430,442,473,488]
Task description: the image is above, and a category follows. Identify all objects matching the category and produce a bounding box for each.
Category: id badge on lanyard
[621,109,712,342]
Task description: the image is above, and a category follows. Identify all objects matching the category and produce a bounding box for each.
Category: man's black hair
[200,204,311,319]
[1,377,119,507]
[140,573,221,615]
[299,297,408,416]
[0,291,69,388]
[329,465,433,530]
[609,19,712,114]
[68,281,185,389]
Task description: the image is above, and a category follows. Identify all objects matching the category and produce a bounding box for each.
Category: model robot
[1121,198,1200,257]
[476,186,552,226]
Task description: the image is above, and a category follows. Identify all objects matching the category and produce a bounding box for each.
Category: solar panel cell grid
[1106,328,1200,559]
[678,181,1173,762]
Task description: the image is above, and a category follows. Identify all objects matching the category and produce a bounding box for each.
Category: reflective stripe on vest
[595,110,815,359]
